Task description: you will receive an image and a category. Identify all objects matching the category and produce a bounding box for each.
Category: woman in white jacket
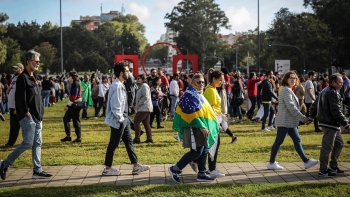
[133,74,153,144]
[267,71,318,170]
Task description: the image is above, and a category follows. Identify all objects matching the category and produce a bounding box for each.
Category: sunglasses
[31,60,40,64]
[196,81,205,84]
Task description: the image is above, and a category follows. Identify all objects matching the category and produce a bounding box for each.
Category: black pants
[305,102,320,130]
[95,96,106,117]
[208,135,220,171]
[104,118,138,167]
[247,96,257,118]
[6,108,21,146]
[150,105,161,126]
[63,107,82,138]
[344,97,350,117]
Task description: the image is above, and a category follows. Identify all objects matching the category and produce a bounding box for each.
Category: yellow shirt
[204,85,222,115]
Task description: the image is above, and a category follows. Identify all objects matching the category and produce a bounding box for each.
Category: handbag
[72,101,84,109]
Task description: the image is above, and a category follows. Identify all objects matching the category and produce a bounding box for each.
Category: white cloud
[129,3,150,22]
[226,7,254,29]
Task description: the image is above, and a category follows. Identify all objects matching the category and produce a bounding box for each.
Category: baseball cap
[12,63,24,69]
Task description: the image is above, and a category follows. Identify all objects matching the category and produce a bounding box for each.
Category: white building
[165,27,178,63]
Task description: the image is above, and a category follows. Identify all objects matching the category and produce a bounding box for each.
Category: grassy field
[0,100,349,196]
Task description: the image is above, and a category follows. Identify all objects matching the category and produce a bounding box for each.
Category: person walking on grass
[267,71,318,170]
[310,73,349,177]
[102,61,150,176]
[169,74,218,183]
[60,71,83,143]
[0,50,52,180]
[4,63,23,147]
[81,75,93,120]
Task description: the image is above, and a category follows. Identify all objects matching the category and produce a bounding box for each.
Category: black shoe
[315,129,322,132]
[318,169,336,177]
[72,138,82,143]
[151,125,155,128]
[0,160,8,180]
[0,114,4,121]
[3,144,13,148]
[144,139,154,143]
[347,141,350,144]
[157,125,164,129]
[231,136,238,144]
[60,136,72,142]
[328,167,345,174]
[140,130,144,136]
[82,117,89,120]
[133,139,141,144]
[32,171,52,179]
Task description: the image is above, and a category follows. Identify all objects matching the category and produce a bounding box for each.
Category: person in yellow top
[203,70,227,178]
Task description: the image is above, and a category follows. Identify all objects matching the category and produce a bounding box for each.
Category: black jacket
[309,85,349,131]
[261,79,278,102]
[15,69,44,123]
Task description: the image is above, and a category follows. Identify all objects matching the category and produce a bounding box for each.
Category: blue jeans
[82,101,88,118]
[3,116,43,172]
[176,146,209,174]
[261,103,274,129]
[269,127,309,163]
[42,90,51,107]
[169,95,178,118]
[232,105,242,119]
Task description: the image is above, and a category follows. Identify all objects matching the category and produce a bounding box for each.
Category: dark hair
[210,70,223,83]
[249,72,256,79]
[318,76,325,82]
[281,71,299,87]
[299,77,305,83]
[308,71,316,77]
[137,74,147,83]
[69,71,80,81]
[221,67,229,75]
[114,61,128,77]
[265,70,273,76]
[329,73,342,84]
[173,73,179,78]
[152,77,160,86]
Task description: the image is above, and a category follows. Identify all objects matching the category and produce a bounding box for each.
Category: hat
[12,63,24,69]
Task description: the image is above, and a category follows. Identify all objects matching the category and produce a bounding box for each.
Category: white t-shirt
[169,80,179,97]
[98,83,109,97]
[304,80,315,103]
[8,76,18,109]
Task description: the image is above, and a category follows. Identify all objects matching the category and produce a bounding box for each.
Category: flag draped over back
[173,85,219,148]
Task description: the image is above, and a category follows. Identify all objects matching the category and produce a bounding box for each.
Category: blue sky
[0,0,312,45]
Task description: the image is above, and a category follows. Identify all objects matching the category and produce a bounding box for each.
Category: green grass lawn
[0,100,349,196]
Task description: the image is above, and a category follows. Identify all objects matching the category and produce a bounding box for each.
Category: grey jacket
[275,86,307,128]
[135,83,153,112]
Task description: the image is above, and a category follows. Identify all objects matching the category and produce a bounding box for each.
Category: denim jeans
[176,146,209,174]
[82,101,88,118]
[170,95,178,117]
[232,105,242,119]
[42,90,51,107]
[3,116,43,172]
[2,102,9,113]
[261,103,274,129]
[269,127,308,163]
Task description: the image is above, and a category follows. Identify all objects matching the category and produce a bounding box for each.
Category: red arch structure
[141,42,182,75]
[173,55,198,73]
[114,55,139,75]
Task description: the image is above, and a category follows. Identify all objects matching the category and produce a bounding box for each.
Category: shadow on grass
[0,183,349,197]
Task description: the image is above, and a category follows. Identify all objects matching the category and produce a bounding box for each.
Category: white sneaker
[261,128,270,132]
[94,117,98,120]
[102,167,121,176]
[209,169,225,178]
[132,164,150,175]
[189,161,198,173]
[304,158,319,169]
[267,126,276,130]
[230,118,235,123]
[267,162,283,170]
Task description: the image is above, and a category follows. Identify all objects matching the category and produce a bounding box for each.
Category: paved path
[1,162,350,187]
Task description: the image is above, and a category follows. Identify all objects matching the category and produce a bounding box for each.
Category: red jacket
[247,76,264,97]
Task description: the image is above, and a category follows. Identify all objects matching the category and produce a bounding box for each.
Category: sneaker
[0,160,8,180]
[328,167,345,174]
[304,158,319,169]
[231,136,238,144]
[261,128,271,132]
[230,118,235,123]
[0,114,4,121]
[157,125,164,129]
[189,161,198,173]
[237,119,242,124]
[267,126,276,130]
[144,139,154,143]
[132,164,150,175]
[168,166,181,183]
[72,138,82,143]
[267,162,283,170]
[60,136,72,142]
[318,169,336,177]
[174,135,180,141]
[197,173,215,182]
[348,141,350,144]
[32,171,52,179]
[208,169,225,178]
[133,139,141,144]
[102,167,121,176]
[94,117,98,120]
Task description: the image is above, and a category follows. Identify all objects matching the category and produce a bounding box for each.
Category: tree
[84,53,109,73]
[0,13,9,65]
[165,0,231,71]
[34,42,58,73]
[0,37,22,73]
[66,51,84,72]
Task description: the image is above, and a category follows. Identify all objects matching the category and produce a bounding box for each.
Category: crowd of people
[0,49,349,183]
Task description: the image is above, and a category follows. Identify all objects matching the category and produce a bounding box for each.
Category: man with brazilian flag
[168,73,219,183]
[80,75,93,120]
